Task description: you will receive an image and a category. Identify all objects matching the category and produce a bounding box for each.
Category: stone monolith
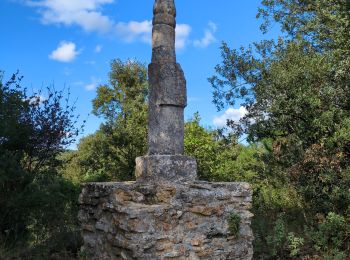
[135,0,196,183]
[78,1,254,259]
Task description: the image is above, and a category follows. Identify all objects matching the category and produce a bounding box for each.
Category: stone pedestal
[135,155,197,183]
[78,179,254,259]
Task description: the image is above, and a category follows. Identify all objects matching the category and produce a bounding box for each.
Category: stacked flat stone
[136,0,196,182]
[79,181,253,259]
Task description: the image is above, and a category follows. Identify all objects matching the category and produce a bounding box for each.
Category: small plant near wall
[287,232,304,257]
[228,212,241,237]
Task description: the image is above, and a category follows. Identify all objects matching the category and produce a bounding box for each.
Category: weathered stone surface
[151,27,176,63]
[148,0,186,155]
[148,104,185,155]
[147,63,186,156]
[135,155,197,182]
[153,0,176,27]
[79,181,254,259]
[148,63,186,107]
[151,0,176,63]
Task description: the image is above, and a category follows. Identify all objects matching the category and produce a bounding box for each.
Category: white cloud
[208,21,217,32]
[85,83,97,91]
[23,1,192,49]
[94,44,102,53]
[49,41,80,62]
[213,106,247,127]
[194,21,217,48]
[26,0,114,33]
[84,76,100,91]
[115,20,152,44]
[176,24,191,49]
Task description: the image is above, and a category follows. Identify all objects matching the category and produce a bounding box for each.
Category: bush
[312,212,350,255]
[0,72,83,257]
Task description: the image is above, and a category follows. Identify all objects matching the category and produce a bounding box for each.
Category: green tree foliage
[0,72,82,258]
[210,0,350,257]
[184,113,263,183]
[92,59,148,124]
[62,59,148,182]
[184,113,221,180]
[59,131,112,183]
[93,59,148,180]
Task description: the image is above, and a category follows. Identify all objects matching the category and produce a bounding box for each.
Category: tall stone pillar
[135,0,196,183]
[78,1,254,259]
[148,0,186,155]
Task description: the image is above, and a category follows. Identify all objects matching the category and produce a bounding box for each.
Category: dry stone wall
[78,180,253,259]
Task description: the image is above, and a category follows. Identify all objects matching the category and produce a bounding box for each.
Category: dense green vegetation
[61,59,148,183]
[0,72,82,258]
[209,0,350,258]
[1,0,349,259]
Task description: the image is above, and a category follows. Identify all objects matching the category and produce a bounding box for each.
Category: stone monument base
[78,178,253,259]
[135,155,197,183]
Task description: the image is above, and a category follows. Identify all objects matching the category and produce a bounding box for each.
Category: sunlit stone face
[152,25,175,49]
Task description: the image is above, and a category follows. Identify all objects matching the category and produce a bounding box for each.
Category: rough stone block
[79,181,254,259]
[148,62,187,107]
[135,155,197,182]
[147,105,185,155]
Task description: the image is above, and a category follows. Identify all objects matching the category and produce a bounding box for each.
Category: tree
[184,113,263,182]
[209,0,350,257]
[62,59,148,182]
[184,113,221,180]
[0,71,82,258]
[93,59,148,180]
[59,131,111,183]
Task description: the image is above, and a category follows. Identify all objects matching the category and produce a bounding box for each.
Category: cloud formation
[25,1,212,50]
[193,21,217,48]
[49,41,80,62]
[115,20,152,44]
[175,24,191,49]
[213,106,247,127]
[27,0,114,33]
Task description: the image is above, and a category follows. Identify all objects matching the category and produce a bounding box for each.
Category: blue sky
[0,0,279,147]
